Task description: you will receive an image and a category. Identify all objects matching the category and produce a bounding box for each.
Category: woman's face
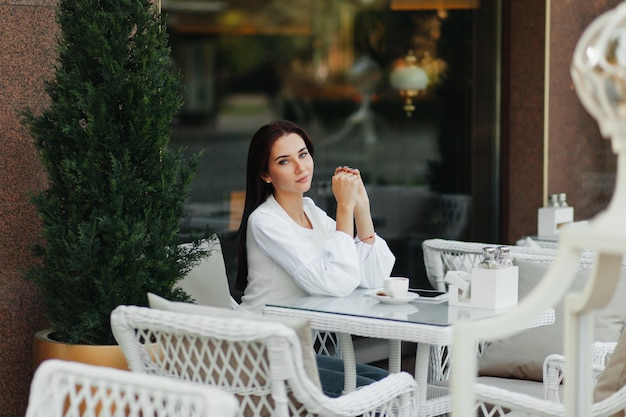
[262,133,314,197]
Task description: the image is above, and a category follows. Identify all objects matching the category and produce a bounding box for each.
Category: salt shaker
[558,193,568,207]
[497,246,513,268]
[549,194,559,207]
[478,247,497,269]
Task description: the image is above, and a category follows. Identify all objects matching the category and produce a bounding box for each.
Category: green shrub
[22,0,206,345]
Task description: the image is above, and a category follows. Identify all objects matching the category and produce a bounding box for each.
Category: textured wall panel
[0,2,55,416]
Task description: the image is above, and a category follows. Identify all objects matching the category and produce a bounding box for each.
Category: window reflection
[166,0,498,289]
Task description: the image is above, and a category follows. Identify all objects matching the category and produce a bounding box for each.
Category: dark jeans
[316,355,389,398]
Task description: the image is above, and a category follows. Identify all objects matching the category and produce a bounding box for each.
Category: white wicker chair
[421,238,621,395]
[111,304,419,417]
[25,359,239,417]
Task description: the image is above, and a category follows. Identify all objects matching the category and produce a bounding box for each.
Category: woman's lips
[296,175,309,183]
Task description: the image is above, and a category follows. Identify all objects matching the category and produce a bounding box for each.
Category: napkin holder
[537,206,574,239]
[447,266,519,310]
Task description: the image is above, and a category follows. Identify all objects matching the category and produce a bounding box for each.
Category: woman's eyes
[277,152,308,165]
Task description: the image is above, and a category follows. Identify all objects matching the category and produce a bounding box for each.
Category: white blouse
[239,195,395,313]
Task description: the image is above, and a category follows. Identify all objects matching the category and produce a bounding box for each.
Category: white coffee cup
[384,277,410,298]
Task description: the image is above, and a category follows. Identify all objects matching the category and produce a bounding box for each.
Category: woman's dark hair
[234,120,315,291]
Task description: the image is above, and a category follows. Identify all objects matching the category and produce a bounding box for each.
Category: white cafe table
[263,288,555,417]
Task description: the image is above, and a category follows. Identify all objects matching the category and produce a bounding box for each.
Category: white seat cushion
[176,237,233,309]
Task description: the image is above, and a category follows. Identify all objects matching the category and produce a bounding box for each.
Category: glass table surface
[265,288,516,327]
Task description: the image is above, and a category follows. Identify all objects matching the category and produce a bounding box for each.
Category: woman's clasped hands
[332,166,369,209]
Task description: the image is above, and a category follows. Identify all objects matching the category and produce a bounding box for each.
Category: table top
[266,288,509,326]
[264,288,555,345]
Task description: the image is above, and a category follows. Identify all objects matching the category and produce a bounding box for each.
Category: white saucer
[365,289,419,304]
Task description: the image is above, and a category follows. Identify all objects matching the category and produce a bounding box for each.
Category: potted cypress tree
[22,0,206,354]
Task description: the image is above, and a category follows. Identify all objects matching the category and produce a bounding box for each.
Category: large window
[165,0,500,292]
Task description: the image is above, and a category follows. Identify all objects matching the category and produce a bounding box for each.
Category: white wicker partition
[25,359,239,417]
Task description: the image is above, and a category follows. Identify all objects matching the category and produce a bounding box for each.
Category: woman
[234,120,395,397]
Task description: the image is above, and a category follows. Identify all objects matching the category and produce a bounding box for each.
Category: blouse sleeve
[353,236,396,289]
[249,210,362,296]
[319,206,395,290]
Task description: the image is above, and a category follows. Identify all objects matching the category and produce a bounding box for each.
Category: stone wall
[0,1,56,415]
[502,0,621,243]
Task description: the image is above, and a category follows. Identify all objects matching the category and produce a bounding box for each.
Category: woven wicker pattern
[422,238,626,292]
[111,305,418,417]
[25,359,239,417]
[313,329,342,358]
[422,239,564,291]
